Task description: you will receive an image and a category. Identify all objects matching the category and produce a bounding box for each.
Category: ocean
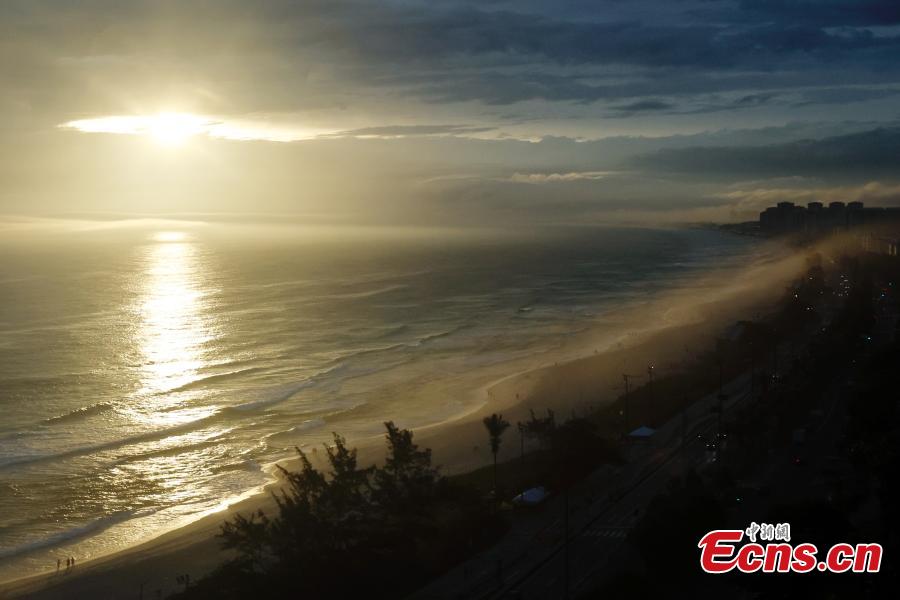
[0,221,758,580]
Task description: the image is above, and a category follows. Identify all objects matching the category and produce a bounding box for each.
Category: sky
[2,0,900,226]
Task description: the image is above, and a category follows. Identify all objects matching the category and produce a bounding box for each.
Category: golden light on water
[154,230,188,242]
[135,232,213,404]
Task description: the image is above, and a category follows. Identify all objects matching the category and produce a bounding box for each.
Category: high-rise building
[758,201,900,235]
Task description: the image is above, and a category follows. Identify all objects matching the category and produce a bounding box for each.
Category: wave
[309,268,431,289]
[244,278,318,291]
[42,402,116,426]
[107,432,233,468]
[212,457,264,475]
[267,326,471,393]
[319,343,406,366]
[0,509,149,560]
[375,323,409,339]
[0,372,92,388]
[320,349,417,385]
[158,367,265,395]
[0,312,116,337]
[319,324,468,365]
[1,366,346,471]
[262,418,327,443]
[227,372,334,413]
[0,414,236,471]
[321,283,410,301]
[410,324,471,347]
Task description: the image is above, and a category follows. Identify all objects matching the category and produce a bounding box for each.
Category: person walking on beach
[65,557,70,572]
[56,558,60,573]
[70,556,75,569]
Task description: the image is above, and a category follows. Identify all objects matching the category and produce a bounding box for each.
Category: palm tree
[482,413,510,494]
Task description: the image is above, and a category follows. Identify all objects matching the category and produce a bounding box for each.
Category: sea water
[0,221,758,580]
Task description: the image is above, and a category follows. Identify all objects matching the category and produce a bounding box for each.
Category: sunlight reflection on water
[135,234,213,401]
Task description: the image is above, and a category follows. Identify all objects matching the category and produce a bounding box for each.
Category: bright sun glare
[61,112,212,147]
[146,113,208,147]
[61,113,335,143]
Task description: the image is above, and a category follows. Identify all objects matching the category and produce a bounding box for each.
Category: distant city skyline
[758,199,900,235]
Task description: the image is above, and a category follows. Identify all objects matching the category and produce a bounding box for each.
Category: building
[758,201,900,236]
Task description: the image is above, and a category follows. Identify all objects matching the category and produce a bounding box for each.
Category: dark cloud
[737,0,900,27]
[413,71,615,105]
[791,86,900,107]
[605,92,779,118]
[304,4,900,74]
[5,0,900,113]
[319,2,900,108]
[610,99,675,115]
[634,126,900,179]
[734,92,778,107]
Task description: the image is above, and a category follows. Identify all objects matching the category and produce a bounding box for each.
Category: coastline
[0,242,807,599]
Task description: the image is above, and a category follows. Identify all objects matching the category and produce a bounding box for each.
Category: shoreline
[0,241,807,599]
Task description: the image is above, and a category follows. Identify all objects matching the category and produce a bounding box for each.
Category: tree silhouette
[207,423,503,598]
[482,413,510,494]
[374,421,439,511]
[525,408,556,446]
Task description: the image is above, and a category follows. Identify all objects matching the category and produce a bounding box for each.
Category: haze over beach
[2,1,900,599]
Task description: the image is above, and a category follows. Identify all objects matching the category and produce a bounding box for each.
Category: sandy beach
[0,244,808,600]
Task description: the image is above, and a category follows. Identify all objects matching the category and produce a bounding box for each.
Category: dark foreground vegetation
[174,414,620,599]
[173,423,504,598]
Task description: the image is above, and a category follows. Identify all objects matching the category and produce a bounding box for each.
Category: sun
[146,113,209,147]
